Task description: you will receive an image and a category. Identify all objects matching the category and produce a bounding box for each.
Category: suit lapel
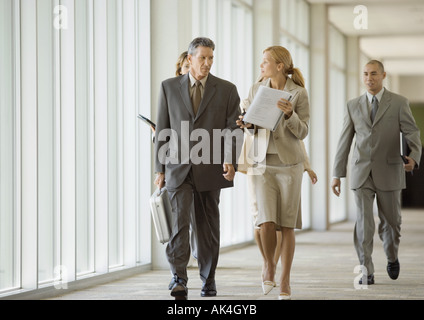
[358,94,372,127]
[284,78,299,103]
[195,74,217,121]
[372,90,391,126]
[179,74,195,118]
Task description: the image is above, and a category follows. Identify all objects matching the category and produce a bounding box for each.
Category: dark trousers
[166,170,221,285]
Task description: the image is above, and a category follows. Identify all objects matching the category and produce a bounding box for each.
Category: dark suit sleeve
[224,85,243,167]
[154,82,170,173]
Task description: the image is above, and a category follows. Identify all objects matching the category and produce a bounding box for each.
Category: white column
[309,4,329,230]
[346,36,361,221]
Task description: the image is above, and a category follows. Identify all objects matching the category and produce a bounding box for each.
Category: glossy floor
[49,209,424,300]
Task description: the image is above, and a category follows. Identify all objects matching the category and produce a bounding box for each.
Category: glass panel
[137,0,152,264]
[107,0,123,268]
[0,0,153,297]
[75,0,94,275]
[216,1,254,247]
[0,0,17,291]
[279,0,311,229]
[37,0,58,284]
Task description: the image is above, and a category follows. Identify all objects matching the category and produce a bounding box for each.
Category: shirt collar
[189,72,208,88]
[366,87,385,104]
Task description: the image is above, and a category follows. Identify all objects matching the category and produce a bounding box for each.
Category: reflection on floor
[50,209,424,300]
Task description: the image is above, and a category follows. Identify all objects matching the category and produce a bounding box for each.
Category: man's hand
[403,156,416,172]
[223,163,235,181]
[331,178,341,197]
[154,172,165,189]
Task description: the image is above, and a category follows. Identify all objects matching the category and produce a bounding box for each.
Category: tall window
[0,0,151,296]
[280,0,312,229]
[194,0,254,246]
[0,0,19,292]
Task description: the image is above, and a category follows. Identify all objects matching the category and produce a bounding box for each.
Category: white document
[243,86,292,132]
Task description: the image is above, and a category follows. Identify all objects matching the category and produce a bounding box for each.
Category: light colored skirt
[253,154,303,230]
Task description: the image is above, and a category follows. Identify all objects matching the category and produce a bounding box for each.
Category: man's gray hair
[188,37,215,55]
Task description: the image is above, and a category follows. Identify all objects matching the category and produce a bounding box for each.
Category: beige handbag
[237,133,254,174]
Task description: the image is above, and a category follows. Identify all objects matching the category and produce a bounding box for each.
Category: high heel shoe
[278,284,291,300]
[262,281,276,295]
[278,293,291,300]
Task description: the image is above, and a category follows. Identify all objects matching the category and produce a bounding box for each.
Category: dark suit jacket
[154,73,242,192]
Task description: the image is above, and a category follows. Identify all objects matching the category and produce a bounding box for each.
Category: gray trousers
[166,170,221,285]
[353,175,402,275]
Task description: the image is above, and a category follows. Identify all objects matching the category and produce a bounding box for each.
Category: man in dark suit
[154,37,243,298]
[332,60,421,285]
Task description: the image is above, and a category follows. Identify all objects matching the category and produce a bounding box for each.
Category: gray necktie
[192,80,202,116]
[371,96,378,123]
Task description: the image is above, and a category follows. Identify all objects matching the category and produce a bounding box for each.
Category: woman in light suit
[237,46,310,300]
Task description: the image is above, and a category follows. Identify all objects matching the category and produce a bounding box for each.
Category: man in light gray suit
[154,37,242,298]
[331,60,421,285]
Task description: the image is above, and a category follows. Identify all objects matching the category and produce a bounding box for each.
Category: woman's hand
[306,169,318,185]
[236,114,253,129]
[277,98,293,119]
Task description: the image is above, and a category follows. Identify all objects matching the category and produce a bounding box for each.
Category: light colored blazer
[332,89,422,191]
[245,78,310,165]
[154,73,242,192]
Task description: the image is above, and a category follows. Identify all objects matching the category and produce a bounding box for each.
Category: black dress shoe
[201,281,217,297]
[359,274,375,285]
[170,275,188,298]
[387,259,400,280]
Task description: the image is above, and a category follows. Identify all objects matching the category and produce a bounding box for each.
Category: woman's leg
[274,230,282,265]
[260,222,277,282]
[254,228,266,280]
[279,227,295,294]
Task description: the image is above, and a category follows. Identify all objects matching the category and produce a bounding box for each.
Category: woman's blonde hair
[175,51,189,76]
[263,46,305,88]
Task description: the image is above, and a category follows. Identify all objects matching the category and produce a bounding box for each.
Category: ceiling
[308,0,424,75]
